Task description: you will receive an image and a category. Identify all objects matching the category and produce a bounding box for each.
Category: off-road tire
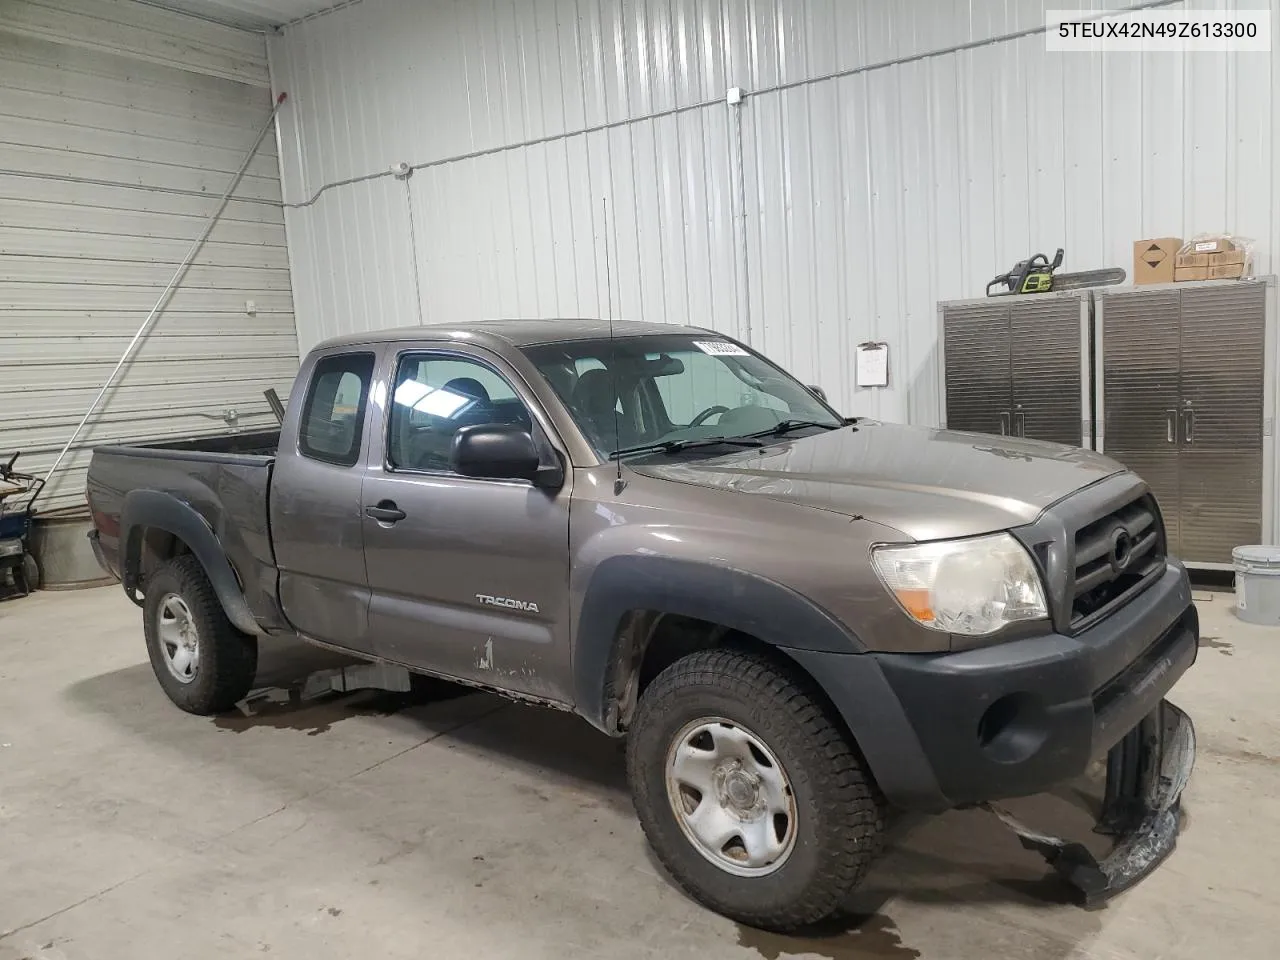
[627,648,884,931]
[143,555,258,714]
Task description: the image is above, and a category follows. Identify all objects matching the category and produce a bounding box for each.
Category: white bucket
[1231,545,1280,625]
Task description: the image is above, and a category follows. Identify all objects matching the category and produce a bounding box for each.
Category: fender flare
[573,555,865,731]
[120,489,261,636]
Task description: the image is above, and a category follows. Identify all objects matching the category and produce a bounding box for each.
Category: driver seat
[571,369,628,448]
[442,377,491,405]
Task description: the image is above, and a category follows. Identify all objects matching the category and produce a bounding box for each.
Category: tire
[143,555,258,715]
[627,648,884,932]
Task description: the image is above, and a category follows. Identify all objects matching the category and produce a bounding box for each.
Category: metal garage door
[0,2,299,510]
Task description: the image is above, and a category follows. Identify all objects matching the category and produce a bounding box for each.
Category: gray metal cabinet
[1095,278,1276,567]
[939,290,1092,447]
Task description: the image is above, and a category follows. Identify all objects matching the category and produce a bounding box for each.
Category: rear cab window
[298,352,376,466]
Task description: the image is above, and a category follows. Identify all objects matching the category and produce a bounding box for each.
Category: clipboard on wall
[855,341,889,387]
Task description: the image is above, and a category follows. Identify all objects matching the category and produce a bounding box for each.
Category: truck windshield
[521,334,841,459]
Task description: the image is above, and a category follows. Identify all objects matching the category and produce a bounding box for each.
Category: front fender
[572,554,864,731]
[120,489,261,636]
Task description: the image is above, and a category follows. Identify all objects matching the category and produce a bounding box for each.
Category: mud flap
[984,699,1195,903]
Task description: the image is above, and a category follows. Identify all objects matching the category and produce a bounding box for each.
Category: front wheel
[143,555,258,714]
[626,648,884,932]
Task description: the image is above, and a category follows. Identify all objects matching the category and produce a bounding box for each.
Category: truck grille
[1070,494,1165,627]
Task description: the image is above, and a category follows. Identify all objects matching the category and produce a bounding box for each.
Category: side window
[388,353,533,472]
[298,352,375,466]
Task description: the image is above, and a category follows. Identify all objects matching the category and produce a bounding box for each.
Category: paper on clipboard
[855,342,889,387]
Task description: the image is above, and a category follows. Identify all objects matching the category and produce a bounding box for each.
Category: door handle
[1013,411,1025,437]
[999,411,1010,436]
[1166,409,1177,443]
[365,500,407,523]
[1182,408,1194,444]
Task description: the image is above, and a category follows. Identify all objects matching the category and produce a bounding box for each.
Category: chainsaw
[986,248,1126,296]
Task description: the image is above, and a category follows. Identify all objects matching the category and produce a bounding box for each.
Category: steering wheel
[688,405,731,428]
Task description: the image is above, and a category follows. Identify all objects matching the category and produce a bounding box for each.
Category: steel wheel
[156,593,200,684]
[630,649,885,929]
[665,716,798,877]
[143,556,257,714]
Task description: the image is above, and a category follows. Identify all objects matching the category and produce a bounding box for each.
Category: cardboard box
[1188,236,1237,255]
[1209,262,1246,280]
[1176,252,1210,268]
[1208,250,1246,266]
[1174,265,1209,281]
[1134,237,1180,284]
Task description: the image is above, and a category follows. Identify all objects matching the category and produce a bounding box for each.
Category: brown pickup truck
[87,319,1197,931]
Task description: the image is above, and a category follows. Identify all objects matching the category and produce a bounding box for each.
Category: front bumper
[987,698,1195,903]
[785,559,1197,812]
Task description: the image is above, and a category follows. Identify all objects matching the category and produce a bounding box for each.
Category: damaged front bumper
[986,699,1195,903]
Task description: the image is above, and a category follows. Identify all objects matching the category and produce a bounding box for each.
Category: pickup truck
[87,319,1197,931]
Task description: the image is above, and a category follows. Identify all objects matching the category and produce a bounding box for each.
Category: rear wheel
[627,648,884,932]
[143,555,258,714]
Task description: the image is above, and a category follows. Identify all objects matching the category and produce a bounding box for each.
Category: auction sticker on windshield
[693,341,749,356]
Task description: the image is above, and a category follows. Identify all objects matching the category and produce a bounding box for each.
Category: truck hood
[630,420,1126,541]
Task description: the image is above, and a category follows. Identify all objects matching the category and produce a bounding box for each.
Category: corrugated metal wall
[0,0,298,510]
[269,0,1279,427]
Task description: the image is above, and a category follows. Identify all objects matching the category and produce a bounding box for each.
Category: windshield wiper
[610,436,765,459]
[746,419,844,439]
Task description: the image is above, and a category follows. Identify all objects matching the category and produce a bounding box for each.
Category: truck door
[359,345,574,704]
[271,347,381,654]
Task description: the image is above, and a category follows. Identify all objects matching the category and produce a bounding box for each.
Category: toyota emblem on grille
[1109,527,1134,573]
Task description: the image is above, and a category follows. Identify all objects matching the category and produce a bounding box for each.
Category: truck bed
[115,428,280,458]
[86,429,284,633]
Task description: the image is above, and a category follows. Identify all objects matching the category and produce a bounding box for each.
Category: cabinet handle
[1166,409,1176,443]
[1013,411,1025,437]
[999,411,1010,436]
[1182,408,1194,444]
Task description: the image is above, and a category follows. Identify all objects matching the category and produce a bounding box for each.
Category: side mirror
[807,384,828,402]
[451,424,563,488]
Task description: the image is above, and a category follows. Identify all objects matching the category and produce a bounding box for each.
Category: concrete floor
[0,586,1276,960]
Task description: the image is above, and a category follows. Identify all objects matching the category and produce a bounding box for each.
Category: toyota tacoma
[86,319,1197,931]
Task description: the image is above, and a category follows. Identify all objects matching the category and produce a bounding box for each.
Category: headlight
[870,532,1048,636]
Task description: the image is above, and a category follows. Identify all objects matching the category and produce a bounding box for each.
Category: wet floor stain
[212,674,475,736]
[737,914,921,960]
[211,690,411,736]
[1198,635,1233,655]
[1211,744,1278,765]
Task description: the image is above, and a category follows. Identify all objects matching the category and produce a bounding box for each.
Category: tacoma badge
[475,593,540,614]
